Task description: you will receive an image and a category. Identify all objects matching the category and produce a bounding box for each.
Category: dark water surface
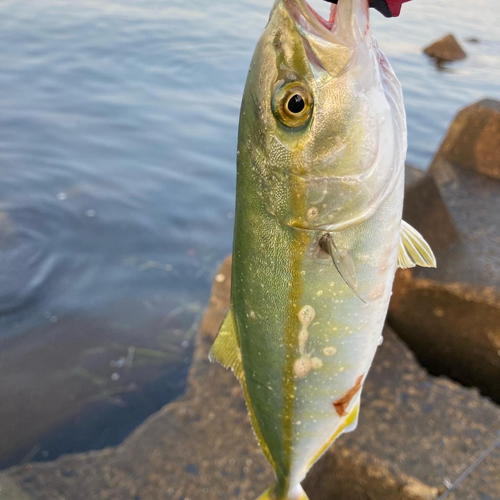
[0,0,499,467]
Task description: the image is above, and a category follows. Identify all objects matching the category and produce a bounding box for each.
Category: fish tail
[256,484,309,500]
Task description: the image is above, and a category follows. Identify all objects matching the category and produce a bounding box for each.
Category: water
[0,0,499,467]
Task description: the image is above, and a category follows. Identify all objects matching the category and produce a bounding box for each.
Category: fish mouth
[284,0,370,45]
[304,1,337,30]
[284,0,337,40]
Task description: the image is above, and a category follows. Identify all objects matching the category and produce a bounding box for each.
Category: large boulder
[2,256,499,500]
[389,101,500,403]
[431,99,500,180]
[402,166,459,262]
[423,34,467,62]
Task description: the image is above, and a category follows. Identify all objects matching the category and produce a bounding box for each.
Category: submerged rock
[0,311,192,469]
[2,256,499,500]
[423,34,467,62]
[389,102,500,403]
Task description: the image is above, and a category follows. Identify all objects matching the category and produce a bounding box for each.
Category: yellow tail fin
[257,484,309,500]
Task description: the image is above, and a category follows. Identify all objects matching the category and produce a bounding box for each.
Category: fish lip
[285,0,372,49]
[303,0,335,30]
[283,0,336,42]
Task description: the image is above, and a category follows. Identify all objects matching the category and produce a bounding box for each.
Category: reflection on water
[0,0,499,467]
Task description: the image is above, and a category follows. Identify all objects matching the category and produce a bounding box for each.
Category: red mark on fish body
[333,375,363,416]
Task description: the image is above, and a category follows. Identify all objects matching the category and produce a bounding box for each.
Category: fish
[210,0,436,499]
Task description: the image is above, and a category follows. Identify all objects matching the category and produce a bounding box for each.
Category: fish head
[239,0,406,231]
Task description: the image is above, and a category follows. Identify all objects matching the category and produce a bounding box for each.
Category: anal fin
[209,309,244,380]
[209,308,276,471]
[398,220,437,269]
[306,402,360,471]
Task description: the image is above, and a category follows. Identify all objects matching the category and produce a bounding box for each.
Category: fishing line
[437,432,500,500]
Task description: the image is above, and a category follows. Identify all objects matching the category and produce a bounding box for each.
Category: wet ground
[0,0,499,467]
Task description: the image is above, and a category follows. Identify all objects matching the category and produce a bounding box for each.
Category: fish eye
[288,94,305,113]
[272,82,313,128]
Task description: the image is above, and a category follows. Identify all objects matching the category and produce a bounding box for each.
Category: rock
[389,112,500,402]
[403,165,459,262]
[431,99,500,180]
[390,271,500,403]
[0,477,31,500]
[2,256,499,500]
[424,34,467,62]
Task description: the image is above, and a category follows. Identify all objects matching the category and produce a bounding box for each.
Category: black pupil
[287,94,305,114]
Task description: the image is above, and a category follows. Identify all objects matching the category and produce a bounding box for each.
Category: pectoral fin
[397,221,437,269]
[320,233,366,303]
[209,309,244,380]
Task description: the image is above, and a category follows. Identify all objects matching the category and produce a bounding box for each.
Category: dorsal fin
[398,221,437,269]
[209,308,244,380]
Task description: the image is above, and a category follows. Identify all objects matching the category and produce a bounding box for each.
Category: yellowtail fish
[210,0,436,498]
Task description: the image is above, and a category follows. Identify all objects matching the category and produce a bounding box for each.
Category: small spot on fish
[294,356,312,378]
[323,346,337,356]
[311,357,323,369]
[306,207,319,220]
[298,305,315,327]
